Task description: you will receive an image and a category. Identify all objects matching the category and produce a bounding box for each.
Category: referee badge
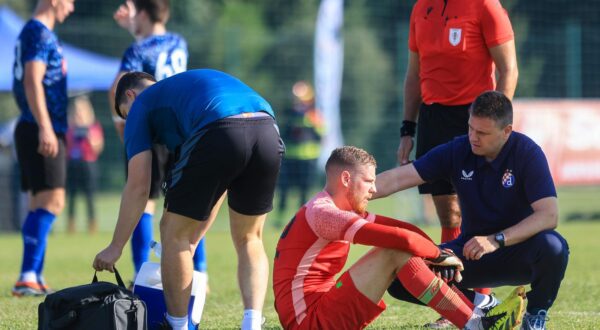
[502,169,515,188]
[449,28,462,46]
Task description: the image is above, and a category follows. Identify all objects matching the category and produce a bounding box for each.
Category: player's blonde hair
[325,146,377,174]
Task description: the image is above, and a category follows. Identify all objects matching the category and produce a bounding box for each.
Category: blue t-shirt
[124,69,275,160]
[12,19,68,134]
[120,33,187,80]
[413,132,557,238]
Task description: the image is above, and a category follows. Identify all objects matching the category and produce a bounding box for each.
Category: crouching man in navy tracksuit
[375,91,569,330]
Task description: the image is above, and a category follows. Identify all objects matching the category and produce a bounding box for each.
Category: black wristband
[400,120,417,137]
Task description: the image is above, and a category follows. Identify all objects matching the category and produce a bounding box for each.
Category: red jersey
[409,0,514,105]
[273,191,440,328]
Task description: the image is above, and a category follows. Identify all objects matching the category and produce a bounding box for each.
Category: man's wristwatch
[494,232,506,248]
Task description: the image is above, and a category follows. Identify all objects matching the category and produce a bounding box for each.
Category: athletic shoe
[11,281,47,297]
[477,286,526,330]
[424,317,453,329]
[520,310,548,330]
[39,283,55,294]
[425,291,499,329]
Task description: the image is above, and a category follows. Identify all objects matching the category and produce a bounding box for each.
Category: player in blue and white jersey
[11,0,75,297]
[109,0,207,280]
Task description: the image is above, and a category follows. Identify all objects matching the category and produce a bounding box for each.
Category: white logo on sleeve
[449,28,462,46]
[461,170,474,181]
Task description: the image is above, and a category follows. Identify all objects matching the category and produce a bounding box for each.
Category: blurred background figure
[65,95,104,234]
[277,81,323,217]
[0,117,29,231]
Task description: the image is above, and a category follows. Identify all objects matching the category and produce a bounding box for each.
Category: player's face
[118,91,136,119]
[468,115,512,161]
[54,0,75,23]
[346,164,377,214]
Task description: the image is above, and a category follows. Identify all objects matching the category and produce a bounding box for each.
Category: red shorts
[293,271,386,330]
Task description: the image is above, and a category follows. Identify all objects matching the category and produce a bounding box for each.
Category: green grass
[1,188,600,329]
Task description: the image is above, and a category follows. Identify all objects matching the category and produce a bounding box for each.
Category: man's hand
[93,244,123,273]
[426,248,464,271]
[430,265,463,283]
[38,126,59,157]
[397,136,414,165]
[113,1,136,32]
[463,235,499,261]
[426,248,464,282]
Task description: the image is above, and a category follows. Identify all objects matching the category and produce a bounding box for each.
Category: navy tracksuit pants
[388,230,569,313]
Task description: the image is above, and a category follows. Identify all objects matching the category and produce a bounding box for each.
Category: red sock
[475,287,492,295]
[451,285,475,310]
[397,257,473,328]
[441,227,461,243]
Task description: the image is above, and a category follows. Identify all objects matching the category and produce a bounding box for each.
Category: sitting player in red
[273,146,525,330]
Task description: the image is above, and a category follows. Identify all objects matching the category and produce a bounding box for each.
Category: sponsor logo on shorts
[502,169,515,188]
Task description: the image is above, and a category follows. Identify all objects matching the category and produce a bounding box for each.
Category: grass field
[1,187,600,329]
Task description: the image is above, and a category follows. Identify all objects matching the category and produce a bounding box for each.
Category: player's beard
[346,189,368,214]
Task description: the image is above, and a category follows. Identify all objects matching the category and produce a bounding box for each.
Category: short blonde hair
[325,146,376,173]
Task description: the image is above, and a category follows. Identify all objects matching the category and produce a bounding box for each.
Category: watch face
[495,233,505,245]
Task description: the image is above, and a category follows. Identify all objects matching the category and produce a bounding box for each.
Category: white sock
[241,309,263,330]
[464,312,484,330]
[20,271,37,283]
[473,292,499,309]
[166,313,188,330]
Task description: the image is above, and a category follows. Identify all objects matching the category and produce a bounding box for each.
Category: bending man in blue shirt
[375,91,569,330]
[93,69,284,330]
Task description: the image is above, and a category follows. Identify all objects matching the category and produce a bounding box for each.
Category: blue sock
[131,212,153,273]
[193,238,207,272]
[20,209,56,277]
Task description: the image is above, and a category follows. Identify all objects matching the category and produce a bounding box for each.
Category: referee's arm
[490,40,518,100]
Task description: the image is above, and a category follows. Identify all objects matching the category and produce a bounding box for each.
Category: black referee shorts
[164,115,284,221]
[416,103,470,196]
[14,121,66,194]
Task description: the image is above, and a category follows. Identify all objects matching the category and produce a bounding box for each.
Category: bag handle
[92,267,126,288]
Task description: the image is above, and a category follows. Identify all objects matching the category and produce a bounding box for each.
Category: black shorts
[416,103,470,196]
[14,121,66,194]
[125,144,170,199]
[164,116,284,221]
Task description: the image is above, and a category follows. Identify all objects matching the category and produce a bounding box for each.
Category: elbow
[501,65,519,83]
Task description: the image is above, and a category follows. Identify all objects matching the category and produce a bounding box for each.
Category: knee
[159,216,186,243]
[534,231,569,267]
[38,192,65,215]
[439,211,461,228]
[379,249,412,273]
[433,197,461,228]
